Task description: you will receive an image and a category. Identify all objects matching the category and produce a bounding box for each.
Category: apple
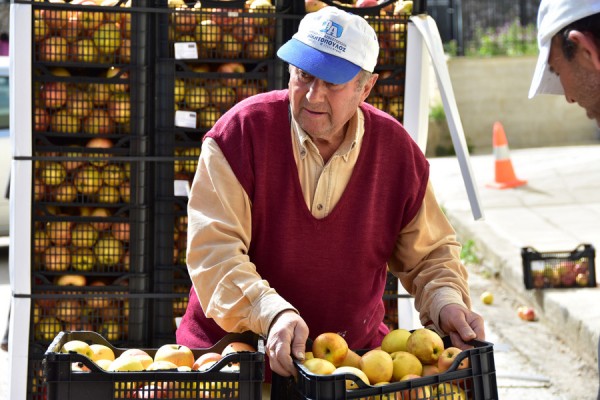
[517,306,536,321]
[221,341,257,357]
[94,236,125,266]
[480,291,494,305]
[71,38,99,63]
[304,0,327,13]
[107,93,131,124]
[118,37,131,63]
[41,81,69,109]
[120,348,154,369]
[97,185,121,203]
[106,66,130,93]
[34,106,51,131]
[302,357,336,375]
[66,89,94,119]
[34,231,50,254]
[88,82,112,106]
[90,344,116,362]
[146,360,178,371]
[381,328,411,354]
[174,78,186,103]
[438,347,468,373]
[390,350,422,382]
[87,280,112,309]
[39,35,69,62]
[311,332,348,368]
[576,272,589,287]
[93,22,122,54]
[400,374,432,399]
[333,366,370,390]
[50,109,81,134]
[197,106,222,129]
[44,245,72,271]
[248,0,275,26]
[376,70,402,98]
[154,344,195,369]
[111,221,130,243]
[34,18,49,42]
[71,223,99,248]
[95,359,113,370]
[172,6,198,34]
[98,320,121,342]
[435,382,467,399]
[236,83,260,102]
[406,328,445,365]
[422,363,440,376]
[183,86,209,110]
[83,108,116,135]
[119,180,131,202]
[217,62,245,87]
[192,352,222,370]
[89,207,114,230]
[62,340,93,358]
[394,0,413,15]
[195,19,222,49]
[108,355,145,372]
[74,164,102,195]
[231,18,255,44]
[210,86,237,109]
[56,299,83,323]
[245,34,271,59]
[339,348,361,368]
[34,316,64,342]
[358,349,393,385]
[53,182,78,203]
[71,247,96,272]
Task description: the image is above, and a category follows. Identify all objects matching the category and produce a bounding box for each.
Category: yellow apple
[406,328,445,365]
[422,364,440,376]
[381,328,411,354]
[302,357,336,375]
[95,359,112,370]
[359,349,393,385]
[154,344,195,369]
[333,366,370,390]
[435,382,467,399]
[312,332,349,367]
[371,382,396,399]
[339,348,361,368]
[90,343,115,362]
[146,360,178,370]
[120,348,154,369]
[480,291,494,305]
[304,351,314,360]
[390,351,422,382]
[108,355,145,371]
[400,374,432,399]
[61,340,93,358]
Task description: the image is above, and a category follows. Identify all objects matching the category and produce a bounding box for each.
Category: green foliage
[465,19,538,57]
[460,239,481,265]
[429,103,446,123]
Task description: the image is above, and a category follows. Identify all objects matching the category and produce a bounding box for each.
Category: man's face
[548,33,600,127]
[288,66,377,141]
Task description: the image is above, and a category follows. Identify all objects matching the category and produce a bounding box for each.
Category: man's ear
[568,30,600,70]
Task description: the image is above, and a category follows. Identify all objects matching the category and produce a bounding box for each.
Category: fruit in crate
[154,344,195,369]
[400,374,433,398]
[380,328,411,354]
[120,348,154,369]
[405,328,445,365]
[146,360,178,370]
[35,317,64,341]
[195,19,222,49]
[61,340,93,358]
[390,350,422,381]
[90,343,116,362]
[193,352,223,371]
[339,348,361,368]
[92,22,122,54]
[434,382,467,399]
[302,357,336,375]
[312,332,349,367]
[108,354,145,372]
[359,349,393,384]
[333,366,370,389]
[305,0,327,13]
[438,347,468,373]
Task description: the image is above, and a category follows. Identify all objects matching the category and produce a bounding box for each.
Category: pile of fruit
[60,338,257,398]
[301,329,469,399]
[530,259,591,289]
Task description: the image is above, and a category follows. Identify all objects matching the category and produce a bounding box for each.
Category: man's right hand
[266,310,309,377]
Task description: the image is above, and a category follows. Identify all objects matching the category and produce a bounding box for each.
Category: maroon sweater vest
[176,90,429,351]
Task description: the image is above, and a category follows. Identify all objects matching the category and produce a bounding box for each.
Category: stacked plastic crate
[10,0,153,397]
[150,0,289,344]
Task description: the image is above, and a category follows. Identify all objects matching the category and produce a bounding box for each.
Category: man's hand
[266,311,310,377]
[438,303,485,349]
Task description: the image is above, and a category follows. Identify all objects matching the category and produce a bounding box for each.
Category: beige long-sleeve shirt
[186,108,471,339]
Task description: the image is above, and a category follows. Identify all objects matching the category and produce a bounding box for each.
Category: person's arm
[186,137,297,338]
[387,181,484,347]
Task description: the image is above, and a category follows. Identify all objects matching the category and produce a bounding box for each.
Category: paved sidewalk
[428,144,600,369]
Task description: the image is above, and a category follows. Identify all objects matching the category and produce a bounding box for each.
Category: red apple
[517,306,536,321]
[437,347,468,373]
[311,332,348,368]
[41,81,68,109]
[192,352,222,371]
[216,62,246,87]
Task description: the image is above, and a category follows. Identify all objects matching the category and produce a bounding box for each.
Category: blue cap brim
[277,38,362,85]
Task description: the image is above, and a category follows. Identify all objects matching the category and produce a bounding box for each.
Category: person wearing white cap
[176,6,485,384]
[529,0,600,127]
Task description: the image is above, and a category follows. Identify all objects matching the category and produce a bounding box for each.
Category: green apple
[61,340,93,358]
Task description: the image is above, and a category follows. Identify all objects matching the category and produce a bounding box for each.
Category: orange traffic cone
[486,122,527,189]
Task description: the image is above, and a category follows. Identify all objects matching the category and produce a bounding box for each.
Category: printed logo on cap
[307,19,348,58]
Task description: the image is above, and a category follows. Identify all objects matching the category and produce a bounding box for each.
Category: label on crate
[174,42,199,60]
[174,179,191,197]
[175,110,197,128]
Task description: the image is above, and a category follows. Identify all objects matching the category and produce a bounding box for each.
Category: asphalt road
[0,248,598,399]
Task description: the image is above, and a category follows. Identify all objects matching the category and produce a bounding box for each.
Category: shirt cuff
[251,291,298,338]
[429,287,468,333]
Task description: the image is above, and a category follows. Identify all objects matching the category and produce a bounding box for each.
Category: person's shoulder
[236,89,289,109]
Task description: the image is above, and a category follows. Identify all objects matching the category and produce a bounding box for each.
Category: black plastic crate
[43,330,265,400]
[521,244,596,289]
[273,336,497,400]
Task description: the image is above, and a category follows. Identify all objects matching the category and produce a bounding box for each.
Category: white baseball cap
[277,6,379,84]
[528,0,600,98]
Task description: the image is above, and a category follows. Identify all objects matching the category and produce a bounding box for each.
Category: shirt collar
[292,108,365,162]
